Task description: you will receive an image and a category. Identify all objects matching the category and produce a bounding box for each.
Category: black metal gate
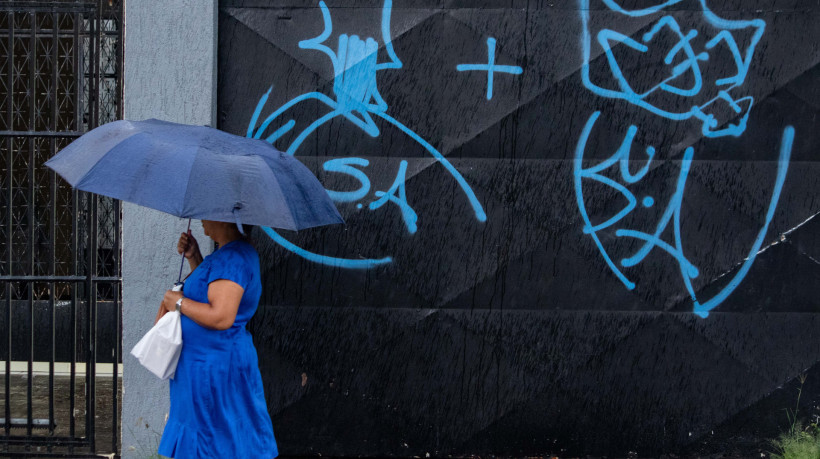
[0,1,123,457]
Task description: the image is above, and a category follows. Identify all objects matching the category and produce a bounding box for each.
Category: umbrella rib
[279,167,300,231]
[261,154,299,230]
[179,147,202,219]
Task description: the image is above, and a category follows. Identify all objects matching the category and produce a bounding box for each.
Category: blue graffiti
[576,1,790,316]
[580,0,765,138]
[574,111,793,317]
[369,160,418,234]
[322,158,371,203]
[261,226,392,269]
[456,37,523,100]
[322,157,418,233]
[247,0,487,269]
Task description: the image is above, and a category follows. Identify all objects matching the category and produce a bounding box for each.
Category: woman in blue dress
[154,220,278,458]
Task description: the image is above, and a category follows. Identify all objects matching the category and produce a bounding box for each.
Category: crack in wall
[703,211,820,290]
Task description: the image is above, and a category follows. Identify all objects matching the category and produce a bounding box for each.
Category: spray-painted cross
[456,37,523,100]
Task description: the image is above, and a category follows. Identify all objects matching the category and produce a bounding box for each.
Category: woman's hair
[237,224,256,247]
[215,223,257,250]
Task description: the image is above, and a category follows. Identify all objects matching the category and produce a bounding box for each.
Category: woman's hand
[161,289,184,313]
[154,289,184,325]
[177,230,200,259]
[178,229,204,271]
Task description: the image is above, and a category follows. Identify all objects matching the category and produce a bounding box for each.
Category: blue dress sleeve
[207,247,252,289]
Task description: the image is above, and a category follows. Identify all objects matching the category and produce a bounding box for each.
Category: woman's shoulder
[205,240,260,286]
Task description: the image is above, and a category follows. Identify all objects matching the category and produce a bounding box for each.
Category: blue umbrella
[47,118,343,283]
[45,118,343,231]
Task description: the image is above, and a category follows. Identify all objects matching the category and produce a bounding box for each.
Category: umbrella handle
[177,218,192,285]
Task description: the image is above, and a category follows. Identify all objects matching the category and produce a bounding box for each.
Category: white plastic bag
[130,284,183,380]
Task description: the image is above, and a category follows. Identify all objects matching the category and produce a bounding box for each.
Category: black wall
[218,1,820,456]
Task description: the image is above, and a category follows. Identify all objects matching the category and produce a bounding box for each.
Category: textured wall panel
[218,0,820,456]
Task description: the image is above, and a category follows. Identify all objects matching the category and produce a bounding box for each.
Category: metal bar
[114,0,123,117]
[0,275,120,281]
[48,277,56,435]
[2,436,102,446]
[0,130,83,137]
[112,283,120,453]
[112,252,121,453]
[112,232,121,452]
[48,9,59,432]
[51,14,59,136]
[3,224,10,442]
[0,418,51,427]
[1,454,111,458]
[69,11,80,447]
[27,12,37,444]
[0,452,110,458]
[90,7,98,131]
[25,291,32,445]
[48,15,59,441]
[89,205,98,452]
[0,3,95,14]
[4,11,15,445]
[86,195,97,452]
[73,10,80,135]
[68,287,77,445]
[86,8,100,450]
[3,13,12,448]
[111,5,123,452]
[0,29,94,37]
[3,245,10,442]
[69,206,77,445]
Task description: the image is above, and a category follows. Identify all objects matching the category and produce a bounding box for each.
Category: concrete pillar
[121,1,216,456]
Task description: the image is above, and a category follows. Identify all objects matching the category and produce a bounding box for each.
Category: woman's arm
[160,280,244,330]
[186,253,204,271]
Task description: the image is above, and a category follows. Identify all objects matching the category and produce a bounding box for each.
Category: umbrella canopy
[45,119,343,231]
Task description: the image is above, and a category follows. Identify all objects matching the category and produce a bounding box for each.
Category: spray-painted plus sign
[456,37,523,100]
